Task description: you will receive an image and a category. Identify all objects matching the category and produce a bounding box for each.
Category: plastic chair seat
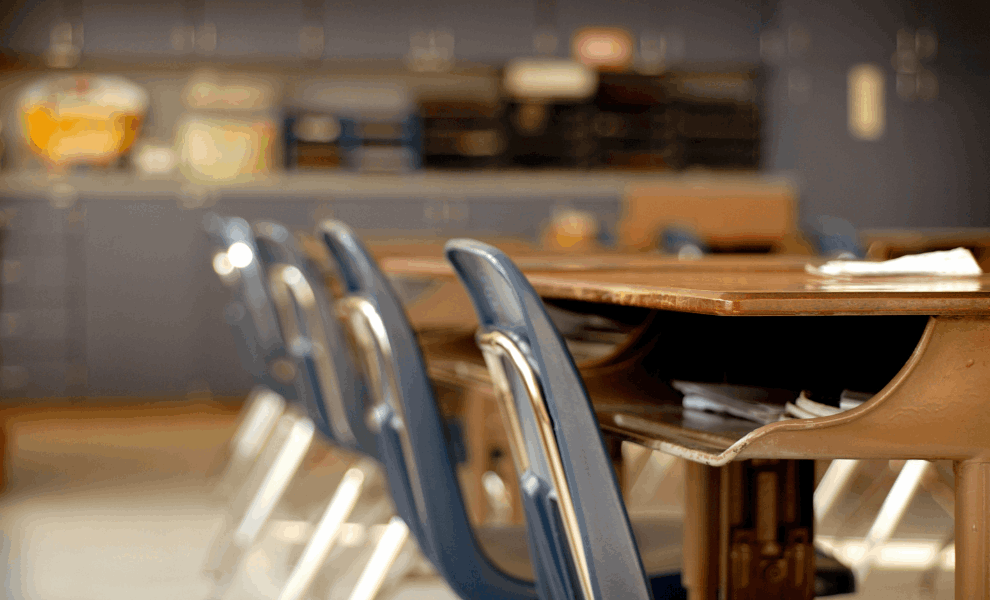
[475,518,683,582]
[475,515,852,595]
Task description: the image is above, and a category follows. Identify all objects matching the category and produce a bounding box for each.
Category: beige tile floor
[3,486,223,600]
[0,406,958,600]
[0,408,459,600]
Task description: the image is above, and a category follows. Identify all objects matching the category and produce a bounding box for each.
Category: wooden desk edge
[600,316,990,464]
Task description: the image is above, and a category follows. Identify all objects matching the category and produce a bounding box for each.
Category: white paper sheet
[807,247,982,277]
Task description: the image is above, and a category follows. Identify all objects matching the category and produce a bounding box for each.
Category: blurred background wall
[0,0,987,399]
[3,0,988,228]
[761,0,990,228]
[1,0,762,63]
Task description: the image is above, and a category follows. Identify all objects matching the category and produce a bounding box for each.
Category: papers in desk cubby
[672,381,788,425]
[839,389,871,411]
[674,381,874,425]
[784,390,870,420]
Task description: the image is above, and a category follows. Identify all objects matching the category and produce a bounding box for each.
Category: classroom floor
[0,402,955,600]
[0,402,458,600]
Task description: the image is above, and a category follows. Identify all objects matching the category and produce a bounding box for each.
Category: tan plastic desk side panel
[611,317,990,465]
[618,180,799,251]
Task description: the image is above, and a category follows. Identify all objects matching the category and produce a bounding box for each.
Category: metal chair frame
[446,238,656,600]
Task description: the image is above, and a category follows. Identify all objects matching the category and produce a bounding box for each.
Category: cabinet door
[83,199,211,395]
[0,200,85,398]
[204,0,308,58]
[80,0,180,57]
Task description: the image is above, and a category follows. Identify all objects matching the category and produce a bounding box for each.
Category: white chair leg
[814,459,860,527]
[633,451,678,500]
[347,517,413,600]
[853,459,932,582]
[275,466,368,600]
[213,388,287,501]
[205,412,316,595]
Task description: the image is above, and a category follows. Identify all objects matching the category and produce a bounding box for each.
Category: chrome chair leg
[275,464,369,600]
[814,459,861,528]
[346,517,413,600]
[320,220,537,600]
[205,411,316,594]
[446,238,658,600]
[208,218,411,598]
[853,459,932,582]
[212,387,287,501]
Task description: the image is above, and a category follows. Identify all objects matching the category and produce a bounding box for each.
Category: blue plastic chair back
[658,226,708,256]
[251,221,378,456]
[445,238,654,600]
[807,216,864,259]
[203,214,294,399]
[319,220,534,600]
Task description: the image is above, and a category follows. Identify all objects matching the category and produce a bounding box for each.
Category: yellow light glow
[227,242,254,269]
[212,251,235,276]
[848,64,885,141]
[572,28,634,70]
[587,39,619,58]
[546,209,599,250]
[503,59,598,101]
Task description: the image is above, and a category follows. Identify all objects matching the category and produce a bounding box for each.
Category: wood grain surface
[384,253,990,316]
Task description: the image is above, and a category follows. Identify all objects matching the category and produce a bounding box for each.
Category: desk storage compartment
[426,300,935,462]
[631,312,929,395]
[572,309,945,461]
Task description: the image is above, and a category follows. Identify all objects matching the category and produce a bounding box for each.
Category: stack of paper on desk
[807,247,982,276]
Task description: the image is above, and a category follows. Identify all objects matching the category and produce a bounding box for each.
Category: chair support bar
[477,328,596,600]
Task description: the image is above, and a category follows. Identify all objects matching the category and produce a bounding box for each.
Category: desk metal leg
[722,460,815,600]
[684,460,815,600]
[684,461,721,600]
[955,459,990,600]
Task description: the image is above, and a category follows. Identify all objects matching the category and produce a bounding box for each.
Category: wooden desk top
[525,271,990,316]
[383,253,817,278]
[382,254,990,316]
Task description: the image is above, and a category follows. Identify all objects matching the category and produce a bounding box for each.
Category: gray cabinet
[0,178,621,398]
[0,199,86,397]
